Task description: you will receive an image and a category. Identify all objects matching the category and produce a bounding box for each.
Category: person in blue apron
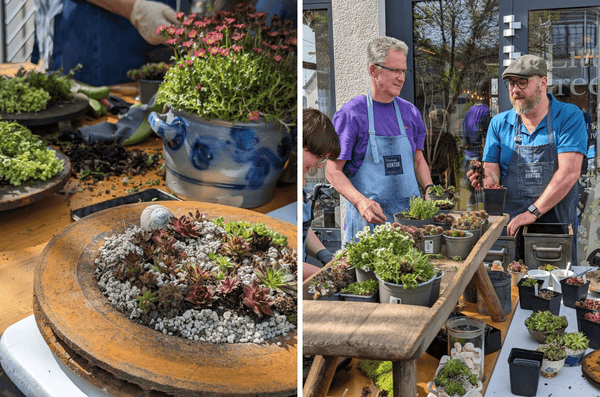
[31,0,186,86]
[326,37,435,248]
[302,109,341,280]
[467,54,587,265]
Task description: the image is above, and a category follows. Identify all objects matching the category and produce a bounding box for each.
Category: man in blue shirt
[468,54,587,265]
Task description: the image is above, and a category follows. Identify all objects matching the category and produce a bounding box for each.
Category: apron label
[383,155,404,175]
[523,163,543,185]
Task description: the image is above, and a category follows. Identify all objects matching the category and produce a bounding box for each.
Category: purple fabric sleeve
[332,95,427,176]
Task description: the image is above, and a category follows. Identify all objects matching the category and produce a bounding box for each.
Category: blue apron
[501,101,579,264]
[341,91,421,247]
[302,189,313,260]
[32,0,179,86]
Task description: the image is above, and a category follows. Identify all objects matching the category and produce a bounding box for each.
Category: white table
[486,266,600,396]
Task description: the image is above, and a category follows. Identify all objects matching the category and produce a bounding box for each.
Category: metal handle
[148,111,186,150]
[532,244,563,262]
[484,248,506,262]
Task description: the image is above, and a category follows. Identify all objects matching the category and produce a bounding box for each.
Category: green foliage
[136,287,159,313]
[520,277,539,287]
[373,246,434,288]
[452,256,462,261]
[156,4,296,128]
[402,196,439,220]
[525,310,568,332]
[0,121,64,185]
[537,343,567,361]
[127,62,171,81]
[550,332,590,351]
[341,279,378,295]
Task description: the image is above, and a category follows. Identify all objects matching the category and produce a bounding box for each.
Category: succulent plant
[525,310,568,333]
[185,283,218,308]
[536,343,567,361]
[434,358,478,397]
[565,276,585,286]
[508,260,528,273]
[243,281,274,317]
[563,332,590,351]
[520,277,539,288]
[584,311,600,324]
[422,224,444,236]
[444,229,467,238]
[216,276,240,295]
[157,282,184,308]
[434,213,455,225]
[341,279,378,295]
[136,287,159,313]
[538,264,557,272]
[575,298,600,311]
[170,214,202,238]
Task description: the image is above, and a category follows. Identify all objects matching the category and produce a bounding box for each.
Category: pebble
[94,223,296,345]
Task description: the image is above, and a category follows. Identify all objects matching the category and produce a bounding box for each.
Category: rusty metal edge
[33,201,297,396]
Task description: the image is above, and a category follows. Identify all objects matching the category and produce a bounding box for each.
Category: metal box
[484,226,519,270]
[523,223,572,269]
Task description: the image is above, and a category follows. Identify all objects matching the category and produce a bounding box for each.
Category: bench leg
[303,355,339,397]
[392,359,417,397]
[472,263,507,322]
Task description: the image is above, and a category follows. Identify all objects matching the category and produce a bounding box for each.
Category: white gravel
[94,222,296,345]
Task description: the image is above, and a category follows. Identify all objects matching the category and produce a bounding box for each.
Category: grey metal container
[523,223,572,269]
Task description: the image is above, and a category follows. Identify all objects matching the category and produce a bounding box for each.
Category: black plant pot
[508,348,544,396]
[560,280,590,308]
[517,278,544,310]
[482,187,507,215]
[577,310,600,350]
[530,289,563,315]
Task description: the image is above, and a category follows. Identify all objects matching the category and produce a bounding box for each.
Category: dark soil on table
[47,130,162,181]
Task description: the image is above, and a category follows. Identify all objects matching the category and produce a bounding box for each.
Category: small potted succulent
[517,277,544,310]
[433,213,454,230]
[307,261,353,300]
[452,212,484,250]
[507,260,528,287]
[433,199,455,213]
[533,343,567,378]
[575,298,600,318]
[530,288,563,316]
[560,276,590,308]
[419,224,444,255]
[126,62,172,104]
[340,279,379,302]
[577,310,600,349]
[443,229,473,260]
[525,310,568,343]
[394,196,439,227]
[427,356,482,397]
[428,184,449,201]
[546,332,590,367]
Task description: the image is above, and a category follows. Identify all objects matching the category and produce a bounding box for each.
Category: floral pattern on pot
[149,110,292,208]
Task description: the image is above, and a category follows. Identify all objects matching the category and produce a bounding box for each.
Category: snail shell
[140,205,173,230]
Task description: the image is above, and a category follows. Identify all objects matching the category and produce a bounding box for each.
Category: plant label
[389,296,402,304]
[424,240,434,253]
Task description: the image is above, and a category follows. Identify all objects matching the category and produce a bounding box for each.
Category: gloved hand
[130,0,179,45]
[316,248,334,266]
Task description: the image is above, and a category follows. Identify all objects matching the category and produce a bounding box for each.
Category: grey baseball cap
[502,54,547,79]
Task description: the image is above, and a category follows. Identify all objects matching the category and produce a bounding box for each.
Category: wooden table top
[302,213,509,361]
[0,62,297,336]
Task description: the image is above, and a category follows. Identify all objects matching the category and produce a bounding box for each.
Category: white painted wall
[331,0,384,111]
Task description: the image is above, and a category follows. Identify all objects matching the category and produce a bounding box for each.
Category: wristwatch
[528,204,541,219]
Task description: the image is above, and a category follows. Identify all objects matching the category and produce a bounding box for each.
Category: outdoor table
[0,62,297,338]
[302,213,510,397]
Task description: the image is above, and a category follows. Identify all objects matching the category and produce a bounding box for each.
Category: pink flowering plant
[155,4,297,128]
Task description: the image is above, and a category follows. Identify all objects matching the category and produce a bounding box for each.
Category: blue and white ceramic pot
[149,110,294,208]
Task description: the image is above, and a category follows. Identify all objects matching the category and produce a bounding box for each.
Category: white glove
[130,0,179,45]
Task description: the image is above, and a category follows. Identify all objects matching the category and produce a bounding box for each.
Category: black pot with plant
[560,276,590,308]
[340,279,379,302]
[577,310,600,349]
[530,288,563,315]
[517,277,544,310]
[127,62,172,104]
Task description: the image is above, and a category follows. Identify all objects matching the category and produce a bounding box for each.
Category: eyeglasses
[375,64,411,77]
[316,156,332,165]
[504,76,538,90]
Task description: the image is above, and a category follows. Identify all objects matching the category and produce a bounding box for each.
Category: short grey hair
[367,37,409,68]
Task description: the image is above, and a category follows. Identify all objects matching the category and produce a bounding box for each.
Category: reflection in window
[302,10,334,119]
[412,0,499,209]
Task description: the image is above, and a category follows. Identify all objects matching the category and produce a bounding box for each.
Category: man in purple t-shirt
[325,36,435,246]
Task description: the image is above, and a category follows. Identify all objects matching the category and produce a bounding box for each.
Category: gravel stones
[94,218,297,345]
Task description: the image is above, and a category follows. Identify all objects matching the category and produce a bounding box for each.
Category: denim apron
[32,0,180,86]
[302,189,313,260]
[341,91,421,247]
[501,102,579,264]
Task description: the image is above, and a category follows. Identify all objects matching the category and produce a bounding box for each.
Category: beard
[510,81,542,115]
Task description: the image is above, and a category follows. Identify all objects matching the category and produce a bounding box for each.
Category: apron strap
[366,90,405,164]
